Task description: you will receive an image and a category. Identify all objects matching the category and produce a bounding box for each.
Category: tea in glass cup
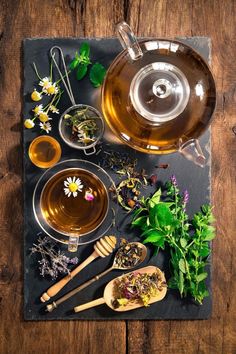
[28,135,62,168]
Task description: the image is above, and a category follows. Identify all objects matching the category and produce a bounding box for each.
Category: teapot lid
[130,62,190,124]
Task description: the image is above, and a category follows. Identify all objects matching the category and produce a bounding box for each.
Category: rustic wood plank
[0,0,235,353]
[127,0,236,354]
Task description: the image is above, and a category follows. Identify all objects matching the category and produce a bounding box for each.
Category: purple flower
[183,190,189,204]
[30,236,79,280]
[84,189,95,201]
[69,257,79,265]
[170,175,178,187]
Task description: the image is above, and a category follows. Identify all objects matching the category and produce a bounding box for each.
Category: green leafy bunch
[69,42,106,87]
[131,176,216,304]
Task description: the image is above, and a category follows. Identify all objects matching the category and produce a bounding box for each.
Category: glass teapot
[101,22,216,167]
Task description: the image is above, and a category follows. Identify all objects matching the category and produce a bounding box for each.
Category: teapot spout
[116,21,143,61]
[179,139,206,168]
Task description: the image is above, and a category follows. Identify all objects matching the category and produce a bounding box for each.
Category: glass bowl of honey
[33,159,117,250]
[28,135,62,168]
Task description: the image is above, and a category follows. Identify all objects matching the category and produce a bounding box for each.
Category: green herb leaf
[178,258,187,273]
[141,228,155,237]
[142,230,164,244]
[196,272,208,282]
[89,62,106,87]
[152,238,165,249]
[149,203,174,228]
[180,238,187,248]
[199,245,210,257]
[132,207,145,218]
[149,188,161,207]
[179,271,184,295]
[131,215,147,227]
[69,57,79,70]
[168,277,178,289]
[80,42,90,57]
[202,226,216,241]
[76,64,88,80]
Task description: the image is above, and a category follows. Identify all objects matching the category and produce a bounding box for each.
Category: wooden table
[0,1,235,353]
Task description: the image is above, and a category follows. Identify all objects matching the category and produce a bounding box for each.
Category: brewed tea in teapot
[102,22,216,166]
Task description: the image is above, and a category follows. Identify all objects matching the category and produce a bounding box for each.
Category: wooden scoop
[40,235,116,302]
[46,242,147,312]
[74,266,167,313]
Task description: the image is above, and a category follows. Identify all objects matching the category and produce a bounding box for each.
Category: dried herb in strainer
[64,107,99,145]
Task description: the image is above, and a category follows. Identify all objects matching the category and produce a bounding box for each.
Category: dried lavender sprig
[30,236,78,280]
[170,175,178,187]
[182,189,189,212]
[183,190,189,205]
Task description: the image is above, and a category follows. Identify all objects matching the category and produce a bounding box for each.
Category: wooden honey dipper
[40,235,117,302]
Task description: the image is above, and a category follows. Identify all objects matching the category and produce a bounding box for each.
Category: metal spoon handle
[46,265,114,312]
[50,46,76,106]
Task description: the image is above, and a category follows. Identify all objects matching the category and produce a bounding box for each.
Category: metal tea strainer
[50,46,104,155]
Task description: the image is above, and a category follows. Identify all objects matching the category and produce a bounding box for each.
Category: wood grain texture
[0,0,235,353]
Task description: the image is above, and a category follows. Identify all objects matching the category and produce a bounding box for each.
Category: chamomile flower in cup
[64,176,84,197]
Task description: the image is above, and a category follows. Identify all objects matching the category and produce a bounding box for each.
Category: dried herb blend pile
[112,271,166,308]
[114,242,143,268]
[64,107,99,145]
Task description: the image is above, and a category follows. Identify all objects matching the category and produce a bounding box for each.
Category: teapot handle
[179,139,206,168]
[116,21,143,61]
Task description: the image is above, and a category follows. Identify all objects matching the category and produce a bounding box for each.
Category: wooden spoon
[46,242,147,312]
[40,235,116,302]
[74,266,167,313]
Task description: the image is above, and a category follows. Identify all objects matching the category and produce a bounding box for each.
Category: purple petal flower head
[183,189,189,205]
[84,189,95,201]
[69,257,79,265]
[170,175,178,187]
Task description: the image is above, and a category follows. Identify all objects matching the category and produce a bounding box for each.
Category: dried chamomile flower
[31,89,42,101]
[39,122,52,134]
[49,105,59,114]
[39,77,52,90]
[24,119,35,129]
[39,112,52,123]
[32,104,43,116]
[45,83,59,95]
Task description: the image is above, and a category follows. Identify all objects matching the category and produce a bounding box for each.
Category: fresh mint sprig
[69,42,106,87]
[131,176,216,304]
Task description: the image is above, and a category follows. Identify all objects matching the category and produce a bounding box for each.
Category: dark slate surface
[23,37,212,320]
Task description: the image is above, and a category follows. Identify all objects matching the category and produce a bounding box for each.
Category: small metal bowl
[59,104,104,155]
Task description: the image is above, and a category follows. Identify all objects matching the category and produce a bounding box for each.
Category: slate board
[23,37,212,320]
